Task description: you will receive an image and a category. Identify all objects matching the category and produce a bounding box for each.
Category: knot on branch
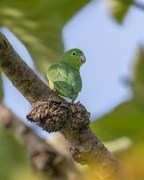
[26,101,69,132]
[70,146,98,166]
[70,147,89,165]
[70,102,90,130]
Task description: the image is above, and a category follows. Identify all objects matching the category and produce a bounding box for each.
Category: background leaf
[0,128,48,180]
[110,0,134,23]
[0,0,90,75]
[0,128,29,180]
[91,48,144,142]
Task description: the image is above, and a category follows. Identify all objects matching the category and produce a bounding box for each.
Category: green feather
[47,48,85,101]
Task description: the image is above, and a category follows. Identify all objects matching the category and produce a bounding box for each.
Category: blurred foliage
[91,48,144,179]
[91,48,144,141]
[117,141,144,180]
[0,128,28,180]
[0,72,4,100]
[11,169,45,180]
[0,0,90,75]
[0,128,48,180]
[110,0,134,23]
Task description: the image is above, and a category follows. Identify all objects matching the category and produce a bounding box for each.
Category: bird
[47,48,86,104]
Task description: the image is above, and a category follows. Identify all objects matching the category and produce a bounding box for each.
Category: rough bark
[0,103,83,180]
[0,32,127,180]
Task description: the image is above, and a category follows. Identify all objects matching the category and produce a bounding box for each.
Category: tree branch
[0,102,83,180]
[0,32,127,180]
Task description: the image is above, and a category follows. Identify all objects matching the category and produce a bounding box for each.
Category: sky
[1,0,144,137]
[63,0,144,118]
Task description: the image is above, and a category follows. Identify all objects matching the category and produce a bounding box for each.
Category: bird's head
[59,48,86,70]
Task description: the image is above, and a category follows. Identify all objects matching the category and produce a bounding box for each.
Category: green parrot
[47,48,86,103]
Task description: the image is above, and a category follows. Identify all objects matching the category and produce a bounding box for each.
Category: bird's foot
[71,100,75,104]
[67,100,75,105]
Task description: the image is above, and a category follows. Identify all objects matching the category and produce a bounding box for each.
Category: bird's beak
[80,54,86,65]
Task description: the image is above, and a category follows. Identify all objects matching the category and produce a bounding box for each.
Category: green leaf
[0,71,4,100]
[110,0,134,23]
[91,48,144,142]
[0,128,46,180]
[0,128,29,180]
[0,0,90,75]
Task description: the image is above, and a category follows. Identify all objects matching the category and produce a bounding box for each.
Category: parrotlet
[47,48,86,103]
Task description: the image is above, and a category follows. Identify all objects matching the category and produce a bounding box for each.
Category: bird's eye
[72,52,77,56]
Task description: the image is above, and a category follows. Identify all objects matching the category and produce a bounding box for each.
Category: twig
[0,32,127,180]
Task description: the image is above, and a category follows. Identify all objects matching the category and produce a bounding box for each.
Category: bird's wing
[67,67,82,93]
[47,63,82,99]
